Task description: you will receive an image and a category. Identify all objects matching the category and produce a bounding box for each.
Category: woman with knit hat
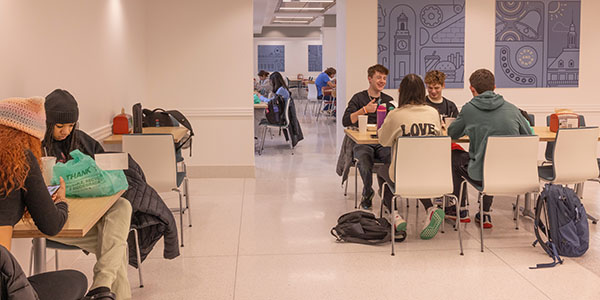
[42,89,132,300]
[0,97,88,299]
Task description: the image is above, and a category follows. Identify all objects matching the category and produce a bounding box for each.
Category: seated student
[268,72,290,102]
[447,69,532,228]
[255,70,272,97]
[376,74,445,239]
[424,70,459,120]
[42,89,133,300]
[342,64,394,209]
[0,97,88,300]
[315,67,336,100]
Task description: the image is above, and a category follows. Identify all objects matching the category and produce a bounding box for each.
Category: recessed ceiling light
[282,0,334,2]
[273,20,311,24]
[274,16,314,19]
[279,7,325,11]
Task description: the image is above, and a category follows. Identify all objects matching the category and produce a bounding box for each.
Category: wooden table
[14,190,124,274]
[103,127,188,145]
[344,126,600,144]
[254,103,268,109]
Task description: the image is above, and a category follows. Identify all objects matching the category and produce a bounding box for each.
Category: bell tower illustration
[394,12,411,83]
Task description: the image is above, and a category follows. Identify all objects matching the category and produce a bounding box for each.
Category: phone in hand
[47,185,60,196]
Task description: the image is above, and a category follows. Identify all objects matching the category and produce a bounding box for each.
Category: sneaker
[475,212,493,229]
[420,207,445,240]
[394,211,407,232]
[444,206,471,223]
[359,190,374,210]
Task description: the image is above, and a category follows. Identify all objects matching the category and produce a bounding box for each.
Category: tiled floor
[66,109,600,299]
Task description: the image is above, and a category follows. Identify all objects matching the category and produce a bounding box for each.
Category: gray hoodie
[448,91,531,181]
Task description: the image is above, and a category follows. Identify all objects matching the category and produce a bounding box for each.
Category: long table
[13,190,125,274]
[103,126,188,145]
[344,126,600,145]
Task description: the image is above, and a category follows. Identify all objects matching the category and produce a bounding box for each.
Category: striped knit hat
[0,97,46,140]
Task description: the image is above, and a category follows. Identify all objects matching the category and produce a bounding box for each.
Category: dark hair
[397,74,426,107]
[270,72,289,94]
[367,64,389,77]
[42,122,79,160]
[324,67,336,76]
[424,70,446,85]
[469,69,495,94]
[258,70,269,77]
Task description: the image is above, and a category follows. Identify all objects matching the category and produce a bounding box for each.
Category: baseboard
[187,165,255,178]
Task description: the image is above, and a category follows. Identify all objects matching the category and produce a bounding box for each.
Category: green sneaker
[394,211,407,232]
[420,207,444,240]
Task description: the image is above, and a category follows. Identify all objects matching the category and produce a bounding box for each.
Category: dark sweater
[342,90,393,127]
[425,96,459,118]
[0,151,68,235]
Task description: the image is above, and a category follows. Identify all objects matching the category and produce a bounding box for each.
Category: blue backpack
[531,183,589,269]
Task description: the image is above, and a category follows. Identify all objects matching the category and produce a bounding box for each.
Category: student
[315,67,336,100]
[0,97,88,300]
[376,74,444,239]
[342,64,394,209]
[255,70,271,97]
[424,70,459,120]
[447,69,531,228]
[42,89,132,300]
[268,72,291,102]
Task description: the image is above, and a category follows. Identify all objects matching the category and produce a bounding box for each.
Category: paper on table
[95,153,129,170]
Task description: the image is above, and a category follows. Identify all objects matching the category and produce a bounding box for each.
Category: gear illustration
[421,5,443,28]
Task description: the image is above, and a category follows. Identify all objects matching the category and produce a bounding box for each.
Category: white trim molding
[180,107,253,118]
[88,124,113,141]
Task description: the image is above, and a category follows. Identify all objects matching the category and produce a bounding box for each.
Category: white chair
[304,83,319,116]
[460,135,540,252]
[538,127,599,223]
[122,134,192,247]
[380,136,462,256]
[258,97,294,155]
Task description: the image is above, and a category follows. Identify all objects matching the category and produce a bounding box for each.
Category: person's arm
[342,95,374,127]
[449,101,459,118]
[516,111,534,135]
[326,80,336,88]
[22,152,68,236]
[447,107,467,139]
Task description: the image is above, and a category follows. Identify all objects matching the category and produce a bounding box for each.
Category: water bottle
[376,105,387,129]
[155,118,160,127]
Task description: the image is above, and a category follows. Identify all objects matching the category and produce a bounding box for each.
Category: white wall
[146,0,255,177]
[338,0,600,147]
[0,0,146,269]
[0,0,147,135]
[253,38,322,80]
[321,27,337,74]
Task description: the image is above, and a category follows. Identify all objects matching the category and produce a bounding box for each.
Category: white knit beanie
[0,97,46,140]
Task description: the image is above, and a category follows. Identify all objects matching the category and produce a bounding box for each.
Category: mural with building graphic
[495,1,580,88]
[257,45,285,72]
[378,0,466,89]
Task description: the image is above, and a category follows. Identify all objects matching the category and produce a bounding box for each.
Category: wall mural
[378,0,466,89]
[308,45,323,72]
[495,1,580,88]
[257,45,285,72]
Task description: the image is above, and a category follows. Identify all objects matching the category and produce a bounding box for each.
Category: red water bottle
[376,105,387,129]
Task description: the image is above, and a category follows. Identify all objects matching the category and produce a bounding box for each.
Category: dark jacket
[123,155,180,267]
[336,135,356,185]
[46,130,180,267]
[0,245,38,300]
[283,97,304,147]
[342,90,393,127]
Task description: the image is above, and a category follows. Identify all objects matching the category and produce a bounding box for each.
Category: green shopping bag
[51,150,129,198]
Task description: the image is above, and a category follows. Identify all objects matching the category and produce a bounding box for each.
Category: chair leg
[343,177,348,197]
[132,228,144,288]
[515,195,520,230]
[354,163,358,209]
[178,190,184,247]
[259,125,267,155]
[448,194,463,255]
[441,196,445,234]
[184,177,192,227]
[55,249,59,270]
[391,195,397,256]
[28,245,33,276]
[479,193,484,253]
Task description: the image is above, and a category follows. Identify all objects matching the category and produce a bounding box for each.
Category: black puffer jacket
[0,245,38,300]
[123,155,180,267]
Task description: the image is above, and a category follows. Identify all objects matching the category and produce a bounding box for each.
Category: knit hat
[45,89,79,124]
[0,97,46,139]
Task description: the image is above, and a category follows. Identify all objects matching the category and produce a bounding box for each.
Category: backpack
[531,183,589,269]
[141,108,195,154]
[330,211,406,245]
[265,95,286,125]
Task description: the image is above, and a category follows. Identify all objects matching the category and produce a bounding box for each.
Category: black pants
[353,144,391,197]
[376,163,433,211]
[451,149,493,212]
[28,270,88,300]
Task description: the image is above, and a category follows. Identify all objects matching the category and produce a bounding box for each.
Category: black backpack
[331,211,406,245]
[141,108,195,153]
[265,95,286,125]
[531,183,590,269]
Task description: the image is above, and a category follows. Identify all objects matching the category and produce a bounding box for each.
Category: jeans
[353,144,391,197]
[29,270,88,300]
[451,150,493,212]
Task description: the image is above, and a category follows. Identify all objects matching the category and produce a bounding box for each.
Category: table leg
[32,237,46,275]
[520,192,536,219]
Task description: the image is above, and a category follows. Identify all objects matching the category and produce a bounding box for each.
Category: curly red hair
[0,125,43,196]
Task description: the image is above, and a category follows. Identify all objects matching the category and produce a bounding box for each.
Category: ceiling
[253,0,336,34]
